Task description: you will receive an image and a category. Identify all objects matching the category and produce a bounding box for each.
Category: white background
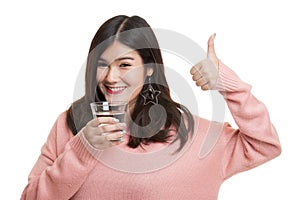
[1,0,299,199]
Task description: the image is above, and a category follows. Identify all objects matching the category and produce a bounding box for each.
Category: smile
[106,86,126,95]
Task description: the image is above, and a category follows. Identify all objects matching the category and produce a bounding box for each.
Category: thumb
[207,33,219,67]
[207,33,217,58]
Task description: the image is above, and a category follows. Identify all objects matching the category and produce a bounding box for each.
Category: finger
[109,138,124,146]
[109,140,124,146]
[190,64,203,75]
[207,33,216,59]
[97,117,120,124]
[91,135,115,149]
[201,83,210,91]
[87,117,119,128]
[190,66,197,75]
[87,117,102,127]
[192,72,203,81]
[99,122,126,133]
[195,77,208,87]
[105,131,126,141]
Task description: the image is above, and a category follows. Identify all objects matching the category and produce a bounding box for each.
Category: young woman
[21,15,281,200]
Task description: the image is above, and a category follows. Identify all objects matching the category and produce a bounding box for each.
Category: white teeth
[108,87,126,92]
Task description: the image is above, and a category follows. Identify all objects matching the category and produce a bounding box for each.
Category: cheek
[96,69,106,82]
[96,70,107,94]
[123,68,145,87]
[123,68,146,101]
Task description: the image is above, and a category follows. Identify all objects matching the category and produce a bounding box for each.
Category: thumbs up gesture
[190,34,219,90]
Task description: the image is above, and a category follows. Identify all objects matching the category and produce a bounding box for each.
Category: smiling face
[97,41,153,104]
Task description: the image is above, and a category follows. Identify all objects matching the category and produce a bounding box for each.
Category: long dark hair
[66,15,194,151]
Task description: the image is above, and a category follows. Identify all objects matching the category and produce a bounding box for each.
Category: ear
[146,67,154,76]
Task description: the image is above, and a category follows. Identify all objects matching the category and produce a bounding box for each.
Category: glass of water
[90,101,128,142]
[90,101,128,123]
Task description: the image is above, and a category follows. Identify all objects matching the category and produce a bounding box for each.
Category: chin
[104,95,128,103]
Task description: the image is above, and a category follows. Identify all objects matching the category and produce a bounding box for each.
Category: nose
[105,66,121,83]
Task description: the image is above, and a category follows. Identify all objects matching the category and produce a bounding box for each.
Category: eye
[97,61,108,68]
[119,63,131,68]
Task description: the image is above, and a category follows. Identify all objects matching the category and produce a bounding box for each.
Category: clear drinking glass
[90,101,128,142]
[90,101,128,123]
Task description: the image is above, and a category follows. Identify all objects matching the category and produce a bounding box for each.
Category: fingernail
[120,123,126,127]
[113,118,119,122]
[121,130,127,135]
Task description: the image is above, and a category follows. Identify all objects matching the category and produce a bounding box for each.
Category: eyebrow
[98,56,135,62]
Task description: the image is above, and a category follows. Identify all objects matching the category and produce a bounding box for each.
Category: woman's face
[97,41,153,104]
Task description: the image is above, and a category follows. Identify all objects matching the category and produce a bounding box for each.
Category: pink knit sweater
[21,62,281,200]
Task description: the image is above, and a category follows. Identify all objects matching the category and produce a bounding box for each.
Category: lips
[105,86,126,95]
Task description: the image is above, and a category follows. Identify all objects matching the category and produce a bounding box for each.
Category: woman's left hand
[190,34,219,90]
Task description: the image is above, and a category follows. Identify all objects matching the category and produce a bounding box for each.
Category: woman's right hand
[83,117,126,150]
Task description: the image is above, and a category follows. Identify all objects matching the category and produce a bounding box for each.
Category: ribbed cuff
[69,130,103,164]
[214,61,240,92]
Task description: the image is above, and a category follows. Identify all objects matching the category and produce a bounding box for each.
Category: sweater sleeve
[215,62,282,180]
[21,112,102,200]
